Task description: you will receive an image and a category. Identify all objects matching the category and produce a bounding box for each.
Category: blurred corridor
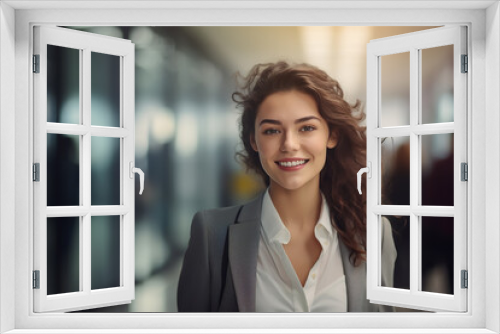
[44,26,455,312]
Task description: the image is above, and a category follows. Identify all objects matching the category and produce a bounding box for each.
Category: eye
[263,128,280,135]
[300,125,316,132]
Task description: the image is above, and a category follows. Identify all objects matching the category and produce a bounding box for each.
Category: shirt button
[312,273,316,279]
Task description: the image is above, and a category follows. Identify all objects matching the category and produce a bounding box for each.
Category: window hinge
[33,163,40,182]
[461,54,468,73]
[33,54,40,73]
[33,270,40,289]
[461,270,468,289]
[461,162,468,181]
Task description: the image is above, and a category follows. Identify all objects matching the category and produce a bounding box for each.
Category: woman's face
[251,90,337,193]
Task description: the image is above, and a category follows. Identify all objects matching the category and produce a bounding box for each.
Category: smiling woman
[177,61,397,312]
[251,90,337,195]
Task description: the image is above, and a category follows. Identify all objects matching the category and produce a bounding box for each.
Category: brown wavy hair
[232,61,367,265]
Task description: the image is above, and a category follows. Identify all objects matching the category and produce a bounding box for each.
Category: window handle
[357,162,371,195]
[129,162,144,195]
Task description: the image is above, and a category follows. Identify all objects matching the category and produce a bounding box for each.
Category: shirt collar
[315,195,335,249]
[261,189,335,246]
[261,189,291,244]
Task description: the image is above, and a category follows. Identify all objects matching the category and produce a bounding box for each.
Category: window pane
[381,136,410,205]
[47,134,80,206]
[381,52,410,127]
[91,137,120,205]
[47,217,80,295]
[421,216,454,295]
[421,134,454,206]
[91,52,120,127]
[47,45,80,124]
[381,215,409,290]
[91,216,121,290]
[421,45,454,124]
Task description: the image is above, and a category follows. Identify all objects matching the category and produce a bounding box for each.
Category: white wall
[1,2,498,332]
[486,2,500,333]
[0,2,16,333]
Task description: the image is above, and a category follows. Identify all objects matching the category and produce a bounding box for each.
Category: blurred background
[46,26,454,312]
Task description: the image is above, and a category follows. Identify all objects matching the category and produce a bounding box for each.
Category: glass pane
[421,216,454,294]
[91,52,120,127]
[381,215,410,290]
[47,134,80,206]
[421,134,454,206]
[47,45,80,124]
[47,217,80,295]
[421,45,454,124]
[91,216,121,290]
[91,137,120,205]
[381,52,410,127]
[381,136,410,205]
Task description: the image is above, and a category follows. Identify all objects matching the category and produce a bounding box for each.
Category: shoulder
[381,217,396,257]
[191,204,244,232]
[381,216,391,235]
[193,192,264,228]
[380,216,397,290]
[190,192,264,240]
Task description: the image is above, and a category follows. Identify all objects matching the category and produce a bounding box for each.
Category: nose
[280,131,300,152]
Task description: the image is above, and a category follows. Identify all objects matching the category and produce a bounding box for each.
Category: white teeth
[279,160,306,167]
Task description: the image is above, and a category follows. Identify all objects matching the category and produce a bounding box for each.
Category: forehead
[256,90,321,121]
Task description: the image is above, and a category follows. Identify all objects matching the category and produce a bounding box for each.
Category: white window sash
[32,25,136,313]
[366,26,468,312]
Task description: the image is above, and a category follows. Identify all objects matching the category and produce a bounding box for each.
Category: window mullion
[412,123,454,135]
[90,206,129,216]
[46,123,88,135]
[409,47,420,295]
[82,215,91,293]
[46,206,90,217]
[373,205,411,215]
[119,56,124,287]
[82,47,92,294]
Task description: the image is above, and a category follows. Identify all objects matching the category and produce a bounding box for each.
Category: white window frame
[0,1,498,333]
[366,26,468,312]
[33,26,136,313]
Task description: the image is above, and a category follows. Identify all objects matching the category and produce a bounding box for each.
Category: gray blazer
[177,192,397,312]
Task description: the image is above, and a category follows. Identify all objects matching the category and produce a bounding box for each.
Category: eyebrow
[258,116,321,126]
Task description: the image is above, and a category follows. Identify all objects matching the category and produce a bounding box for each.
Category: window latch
[129,162,144,195]
[357,162,372,195]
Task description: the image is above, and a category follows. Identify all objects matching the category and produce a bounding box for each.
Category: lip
[277,158,307,163]
[275,158,309,171]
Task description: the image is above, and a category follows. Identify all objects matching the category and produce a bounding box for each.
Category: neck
[268,182,322,230]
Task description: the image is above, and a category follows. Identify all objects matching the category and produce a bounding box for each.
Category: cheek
[255,137,275,156]
[256,150,273,176]
[253,138,269,164]
[308,137,330,155]
[310,141,330,166]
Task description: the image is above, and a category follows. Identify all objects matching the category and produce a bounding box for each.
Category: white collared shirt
[255,190,347,312]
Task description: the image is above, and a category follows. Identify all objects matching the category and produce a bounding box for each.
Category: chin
[273,178,312,192]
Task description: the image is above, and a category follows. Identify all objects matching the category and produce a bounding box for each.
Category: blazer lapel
[338,237,368,312]
[227,193,263,312]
